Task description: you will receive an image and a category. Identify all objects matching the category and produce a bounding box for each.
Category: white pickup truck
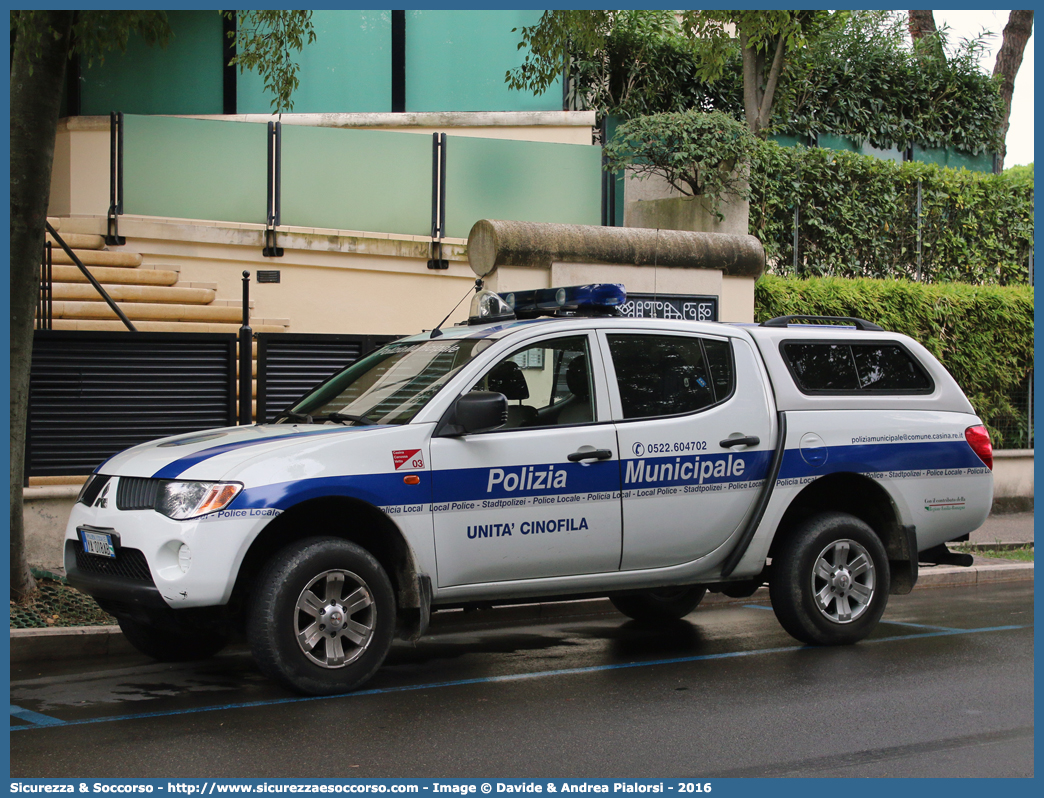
[66,284,994,695]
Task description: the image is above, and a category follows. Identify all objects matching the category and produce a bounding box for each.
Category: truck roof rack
[760,315,884,332]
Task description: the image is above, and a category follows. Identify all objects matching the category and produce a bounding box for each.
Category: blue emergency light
[501,284,627,319]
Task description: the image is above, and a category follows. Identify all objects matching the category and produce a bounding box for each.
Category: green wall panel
[280,126,431,235]
[817,133,859,153]
[237,10,391,114]
[81,11,223,116]
[406,10,561,112]
[444,137,602,239]
[122,116,267,224]
[913,144,994,173]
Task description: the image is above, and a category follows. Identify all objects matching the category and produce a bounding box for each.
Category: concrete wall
[992,450,1034,512]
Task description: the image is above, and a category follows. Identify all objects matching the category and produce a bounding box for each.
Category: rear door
[598,329,775,570]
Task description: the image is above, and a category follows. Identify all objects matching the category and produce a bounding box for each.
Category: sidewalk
[968,511,1034,545]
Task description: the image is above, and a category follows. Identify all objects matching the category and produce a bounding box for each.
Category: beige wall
[993,450,1034,500]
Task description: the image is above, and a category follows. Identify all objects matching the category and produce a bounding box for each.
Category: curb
[10,561,1032,664]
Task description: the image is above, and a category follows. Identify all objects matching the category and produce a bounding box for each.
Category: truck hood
[96,423,396,481]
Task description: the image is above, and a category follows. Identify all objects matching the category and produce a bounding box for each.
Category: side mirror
[435,392,508,437]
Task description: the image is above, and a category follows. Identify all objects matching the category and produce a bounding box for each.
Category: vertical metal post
[439,133,446,238]
[430,132,440,239]
[428,133,448,269]
[915,180,923,281]
[106,112,125,245]
[792,204,800,275]
[44,242,53,330]
[239,271,253,425]
[1028,369,1034,449]
[263,122,283,257]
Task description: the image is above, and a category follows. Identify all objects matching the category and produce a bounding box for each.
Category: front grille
[70,540,154,584]
[116,477,162,511]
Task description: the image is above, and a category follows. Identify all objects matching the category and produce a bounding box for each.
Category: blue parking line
[743,604,774,610]
[11,705,66,727]
[881,619,962,632]
[9,622,1029,733]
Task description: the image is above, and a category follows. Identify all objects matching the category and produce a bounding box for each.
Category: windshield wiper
[278,410,314,424]
[325,412,375,426]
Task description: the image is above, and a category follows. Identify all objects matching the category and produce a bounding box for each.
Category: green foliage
[224,10,316,114]
[780,12,1003,153]
[515,10,1004,156]
[755,275,1034,448]
[749,141,1034,285]
[604,111,756,218]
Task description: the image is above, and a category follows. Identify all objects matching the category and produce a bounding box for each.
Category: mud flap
[888,524,919,595]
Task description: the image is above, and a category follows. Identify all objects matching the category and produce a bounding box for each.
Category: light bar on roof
[501,284,627,318]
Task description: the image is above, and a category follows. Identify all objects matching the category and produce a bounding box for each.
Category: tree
[9,10,314,600]
[905,9,1033,169]
[907,10,945,60]
[507,10,838,138]
[993,10,1034,169]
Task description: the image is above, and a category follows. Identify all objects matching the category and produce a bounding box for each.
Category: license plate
[80,529,116,558]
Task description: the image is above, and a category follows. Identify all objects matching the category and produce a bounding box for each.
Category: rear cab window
[781,341,934,394]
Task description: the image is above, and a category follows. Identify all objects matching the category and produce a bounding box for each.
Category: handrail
[44,221,137,332]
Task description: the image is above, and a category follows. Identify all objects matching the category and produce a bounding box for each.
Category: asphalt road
[10,581,1034,779]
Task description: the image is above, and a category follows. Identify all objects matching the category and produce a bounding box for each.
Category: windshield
[283,338,491,426]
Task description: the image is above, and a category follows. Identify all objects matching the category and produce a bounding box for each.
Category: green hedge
[750,142,1034,285]
[754,275,1034,448]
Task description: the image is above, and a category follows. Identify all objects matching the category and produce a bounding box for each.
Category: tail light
[964,425,993,471]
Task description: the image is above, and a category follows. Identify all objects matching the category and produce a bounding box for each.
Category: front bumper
[65,480,278,609]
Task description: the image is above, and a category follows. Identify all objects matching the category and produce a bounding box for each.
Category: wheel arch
[768,472,917,593]
[229,496,422,618]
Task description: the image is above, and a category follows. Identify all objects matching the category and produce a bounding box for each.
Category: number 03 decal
[392,449,425,470]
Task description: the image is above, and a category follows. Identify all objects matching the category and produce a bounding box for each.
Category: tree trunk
[10,11,74,600]
[908,11,945,60]
[993,10,1034,170]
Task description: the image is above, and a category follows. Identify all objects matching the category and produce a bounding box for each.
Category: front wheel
[770,512,890,645]
[247,537,396,695]
[610,585,707,623]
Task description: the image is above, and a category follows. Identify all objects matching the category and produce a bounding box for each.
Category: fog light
[178,544,192,573]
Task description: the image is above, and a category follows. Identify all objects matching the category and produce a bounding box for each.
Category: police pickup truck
[66,284,994,695]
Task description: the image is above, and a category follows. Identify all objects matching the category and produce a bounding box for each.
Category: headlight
[156,481,243,520]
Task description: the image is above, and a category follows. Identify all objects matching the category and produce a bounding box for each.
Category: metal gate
[255,333,402,424]
[27,331,238,477]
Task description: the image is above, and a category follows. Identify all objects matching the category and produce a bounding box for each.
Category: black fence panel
[256,333,402,424]
[28,331,238,477]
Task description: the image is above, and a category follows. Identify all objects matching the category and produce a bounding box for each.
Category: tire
[610,586,707,623]
[770,512,890,645]
[116,616,230,662]
[247,537,396,695]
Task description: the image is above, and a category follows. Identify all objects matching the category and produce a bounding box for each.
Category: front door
[429,333,622,587]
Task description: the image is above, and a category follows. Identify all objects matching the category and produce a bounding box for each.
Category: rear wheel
[610,586,707,623]
[116,616,229,662]
[770,512,889,645]
[247,537,395,695]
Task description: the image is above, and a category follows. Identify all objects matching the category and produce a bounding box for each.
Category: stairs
[42,219,289,418]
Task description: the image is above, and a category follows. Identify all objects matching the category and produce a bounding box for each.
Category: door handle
[567,448,613,462]
[720,436,760,448]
